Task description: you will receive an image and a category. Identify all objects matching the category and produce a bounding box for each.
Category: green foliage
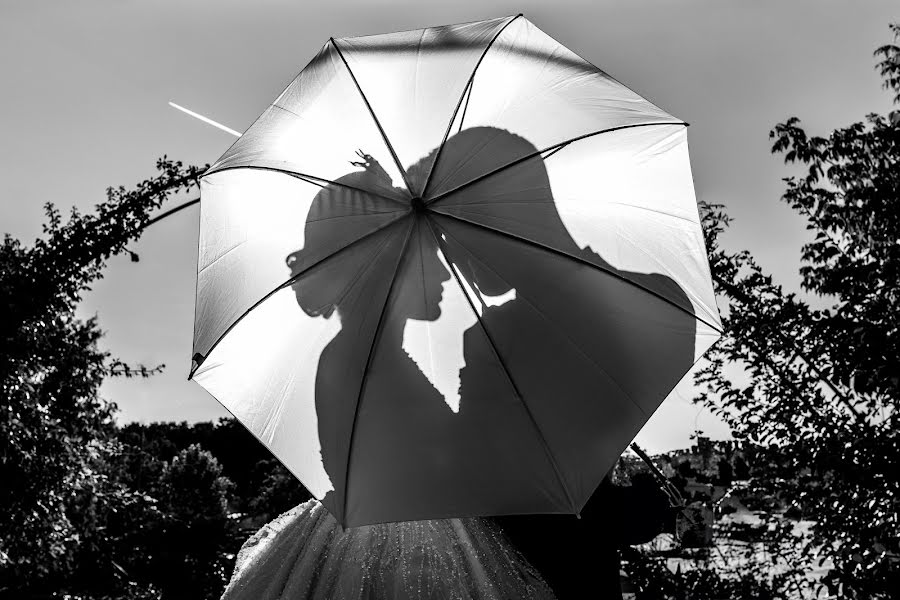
[115,420,311,519]
[715,458,733,486]
[625,547,780,600]
[248,459,313,520]
[64,446,164,595]
[875,24,900,109]
[150,445,235,600]
[108,420,310,598]
[0,158,203,593]
[692,23,900,599]
[159,444,233,527]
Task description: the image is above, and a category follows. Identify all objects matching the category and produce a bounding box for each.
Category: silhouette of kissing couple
[283,126,696,528]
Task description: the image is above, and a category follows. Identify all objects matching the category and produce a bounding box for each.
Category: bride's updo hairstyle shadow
[284,159,403,320]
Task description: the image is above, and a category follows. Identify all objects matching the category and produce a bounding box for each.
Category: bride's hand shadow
[283,125,697,527]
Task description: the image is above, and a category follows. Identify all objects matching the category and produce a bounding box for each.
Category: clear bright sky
[1,0,896,453]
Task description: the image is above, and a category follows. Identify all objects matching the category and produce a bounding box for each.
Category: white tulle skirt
[222,500,556,600]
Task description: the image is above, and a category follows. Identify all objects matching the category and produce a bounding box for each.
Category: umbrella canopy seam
[430,217,652,421]
[189,212,411,375]
[423,216,579,515]
[439,199,700,227]
[342,219,417,525]
[430,210,724,336]
[201,42,331,178]
[420,14,523,199]
[331,37,416,197]
[424,121,688,207]
[457,80,473,135]
[202,165,409,206]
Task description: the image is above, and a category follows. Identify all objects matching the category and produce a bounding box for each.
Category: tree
[624,547,780,600]
[248,459,312,522]
[733,455,750,480]
[115,419,311,518]
[0,158,203,592]
[111,420,315,598]
[151,445,235,600]
[716,458,733,486]
[694,24,899,598]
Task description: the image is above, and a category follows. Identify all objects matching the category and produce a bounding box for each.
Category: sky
[1,0,897,453]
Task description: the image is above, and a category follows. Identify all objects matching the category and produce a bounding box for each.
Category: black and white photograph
[1,1,897,598]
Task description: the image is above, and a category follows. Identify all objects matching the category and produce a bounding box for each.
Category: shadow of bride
[284,125,697,531]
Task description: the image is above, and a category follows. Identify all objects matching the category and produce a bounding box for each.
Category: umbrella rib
[424,121,687,207]
[342,219,416,525]
[203,165,409,207]
[423,216,579,515]
[330,38,416,196]
[190,231,404,514]
[289,172,410,208]
[432,218,650,420]
[431,210,724,335]
[189,212,411,377]
[145,197,199,228]
[420,13,523,199]
[457,79,473,134]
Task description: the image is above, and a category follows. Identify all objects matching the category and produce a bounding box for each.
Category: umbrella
[189,14,722,528]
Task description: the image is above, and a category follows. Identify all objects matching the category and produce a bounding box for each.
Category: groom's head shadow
[420,127,697,418]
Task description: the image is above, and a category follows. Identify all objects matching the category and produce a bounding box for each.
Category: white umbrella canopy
[190,14,722,528]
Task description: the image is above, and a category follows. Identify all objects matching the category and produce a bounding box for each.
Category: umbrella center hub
[411,196,426,212]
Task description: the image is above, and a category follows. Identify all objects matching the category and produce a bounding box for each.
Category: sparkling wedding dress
[221,500,556,600]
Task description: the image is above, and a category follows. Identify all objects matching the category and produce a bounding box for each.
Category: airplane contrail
[168,101,242,137]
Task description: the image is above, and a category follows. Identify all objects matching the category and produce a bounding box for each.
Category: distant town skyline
[1,0,897,453]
